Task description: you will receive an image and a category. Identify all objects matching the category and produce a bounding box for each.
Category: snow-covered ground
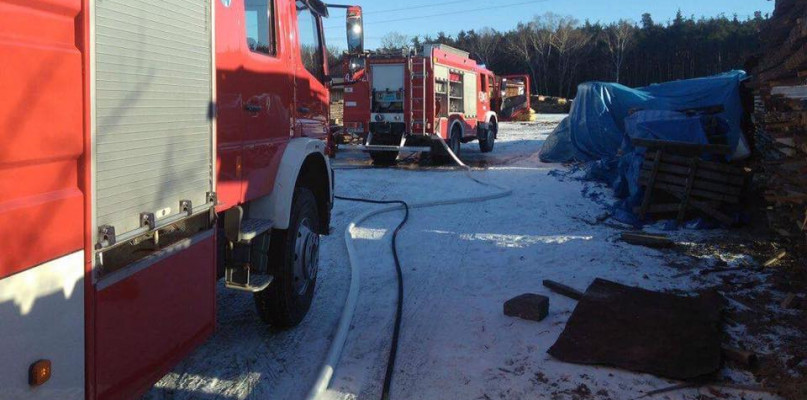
[145,115,781,400]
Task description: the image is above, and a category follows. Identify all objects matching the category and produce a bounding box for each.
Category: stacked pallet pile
[532,95,572,114]
[634,139,746,226]
[752,0,807,240]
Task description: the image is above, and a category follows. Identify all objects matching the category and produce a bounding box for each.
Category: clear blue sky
[324,0,774,50]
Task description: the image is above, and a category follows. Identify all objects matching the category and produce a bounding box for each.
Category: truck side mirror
[346,6,364,55]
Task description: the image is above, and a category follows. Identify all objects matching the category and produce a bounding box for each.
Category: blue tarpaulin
[540,71,750,226]
[539,71,749,163]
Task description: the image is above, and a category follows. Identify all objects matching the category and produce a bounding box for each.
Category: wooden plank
[657,153,745,176]
[639,170,743,196]
[677,158,699,224]
[664,191,736,225]
[639,151,663,219]
[542,280,584,301]
[781,293,799,309]
[641,161,746,186]
[639,173,742,200]
[650,182,740,204]
[621,232,675,248]
[632,138,733,156]
[764,250,788,267]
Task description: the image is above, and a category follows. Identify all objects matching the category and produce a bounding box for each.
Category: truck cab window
[245,0,276,55]
[296,1,324,83]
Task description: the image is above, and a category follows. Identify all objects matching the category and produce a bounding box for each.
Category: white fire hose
[306,136,512,400]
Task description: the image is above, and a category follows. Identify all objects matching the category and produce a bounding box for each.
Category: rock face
[503,294,549,322]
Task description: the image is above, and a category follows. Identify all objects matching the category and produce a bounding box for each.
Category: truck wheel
[370,150,399,165]
[479,119,497,153]
[430,125,462,165]
[449,125,462,158]
[254,187,320,329]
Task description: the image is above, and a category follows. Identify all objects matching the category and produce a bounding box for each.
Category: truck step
[239,218,274,243]
[224,207,274,244]
[225,263,274,293]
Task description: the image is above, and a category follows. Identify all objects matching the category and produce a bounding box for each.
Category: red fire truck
[350,44,501,164]
[0,1,363,399]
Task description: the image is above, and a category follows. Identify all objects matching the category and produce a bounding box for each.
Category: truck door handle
[244,104,262,113]
[297,107,310,114]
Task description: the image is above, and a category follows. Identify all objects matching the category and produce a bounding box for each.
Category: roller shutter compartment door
[463,71,478,119]
[94,0,214,241]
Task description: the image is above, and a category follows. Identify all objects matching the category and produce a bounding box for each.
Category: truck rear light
[29,360,51,387]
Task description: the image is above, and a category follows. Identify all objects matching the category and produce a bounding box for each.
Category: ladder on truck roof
[409,56,428,135]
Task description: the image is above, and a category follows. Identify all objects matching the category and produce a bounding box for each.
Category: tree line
[378,11,768,99]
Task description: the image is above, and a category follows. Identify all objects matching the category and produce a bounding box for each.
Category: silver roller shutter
[94,0,214,241]
[463,71,477,119]
[433,65,449,82]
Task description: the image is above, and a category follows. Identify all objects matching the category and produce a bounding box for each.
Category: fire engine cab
[354,44,500,164]
[0,1,363,399]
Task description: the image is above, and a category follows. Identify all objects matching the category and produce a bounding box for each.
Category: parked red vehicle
[355,44,501,164]
[342,56,372,141]
[498,75,533,121]
[0,1,363,399]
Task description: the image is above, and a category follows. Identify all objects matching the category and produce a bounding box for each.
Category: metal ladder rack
[409,57,428,135]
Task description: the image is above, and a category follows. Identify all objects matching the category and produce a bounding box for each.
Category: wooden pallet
[633,142,746,226]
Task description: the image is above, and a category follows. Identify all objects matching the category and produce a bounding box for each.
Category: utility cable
[325,0,548,29]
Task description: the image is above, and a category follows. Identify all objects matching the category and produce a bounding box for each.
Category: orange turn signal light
[29,360,51,387]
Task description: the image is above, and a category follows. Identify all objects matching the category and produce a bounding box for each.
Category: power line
[367,0,545,26]
[326,0,548,30]
[361,0,486,16]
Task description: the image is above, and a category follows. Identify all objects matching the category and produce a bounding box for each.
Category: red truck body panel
[343,67,371,137]
[216,0,330,211]
[0,0,85,280]
[94,234,216,400]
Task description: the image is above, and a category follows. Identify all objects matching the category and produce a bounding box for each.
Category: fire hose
[305,137,512,400]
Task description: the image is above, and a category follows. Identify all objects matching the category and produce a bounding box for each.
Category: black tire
[479,119,497,153]
[369,150,399,166]
[449,125,462,158]
[254,187,320,329]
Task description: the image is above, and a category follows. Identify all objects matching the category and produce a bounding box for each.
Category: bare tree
[506,23,538,92]
[529,13,560,94]
[551,16,592,97]
[603,20,636,83]
[380,32,412,52]
[467,28,501,66]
